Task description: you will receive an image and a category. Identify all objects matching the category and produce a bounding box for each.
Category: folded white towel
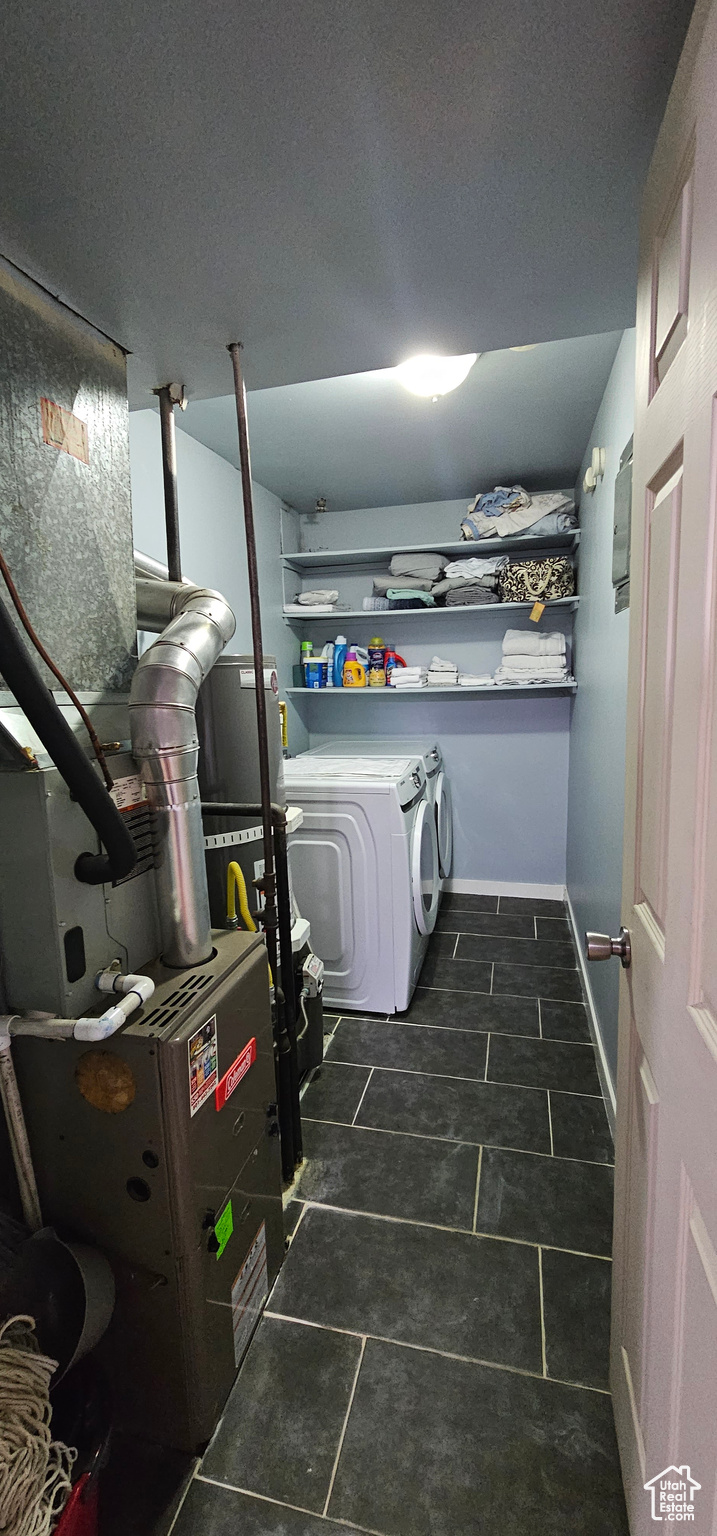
[458,674,495,687]
[284,604,336,616]
[502,628,566,657]
[391,677,427,689]
[498,653,568,673]
[392,667,423,679]
[443,556,508,579]
[429,655,458,671]
[495,666,570,685]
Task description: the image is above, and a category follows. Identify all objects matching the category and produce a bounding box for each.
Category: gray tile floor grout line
[194,1475,389,1536]
[538,1246,548,1378]
[335,1021,595,1048]
[261,1312,612,1395]
[286,1199,310,1244]
[318,1062,603,1098]
[351,1067,374,1126]
[452,932,460,959]
[288,1198,614,1258]
[301,1115,614,1166]
[547,1090,555,1156]
[322,1335,367,1518]
[418,983,582,1002]
[537,998,543,1038]
[472,1146,483,1232]
[489,962,495,995]
[534,916,539,940]
[484,1035,490,1082]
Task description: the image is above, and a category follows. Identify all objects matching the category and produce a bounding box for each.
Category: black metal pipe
[273,815,303,1165]
[202,799,303,1172]
[0,597,136,884]
[155,385,182,584]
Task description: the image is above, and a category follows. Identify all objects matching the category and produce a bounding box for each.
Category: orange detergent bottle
[342,648,367,686]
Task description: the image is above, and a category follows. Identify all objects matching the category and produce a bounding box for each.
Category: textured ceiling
[178,331,624,511]
[0,0,693,404]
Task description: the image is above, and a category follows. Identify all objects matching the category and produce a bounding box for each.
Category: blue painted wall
[566,330,635,1084]
[128,409,309,752]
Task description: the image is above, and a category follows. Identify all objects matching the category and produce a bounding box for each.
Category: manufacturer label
[214,1199,233,1261]
[110,773,148,813]
[188,1014,218,1117]
[529,601,546,623]
[40,398,89,464]
[231,1223,268,1367]
[239,667,279,695]
[215,1037,256,1111]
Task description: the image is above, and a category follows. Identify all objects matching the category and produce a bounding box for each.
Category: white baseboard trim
[565,889,617,1137]
[446,879,567,901]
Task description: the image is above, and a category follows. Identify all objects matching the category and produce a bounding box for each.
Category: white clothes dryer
[282,755,439,1015]
[305,737,453,887]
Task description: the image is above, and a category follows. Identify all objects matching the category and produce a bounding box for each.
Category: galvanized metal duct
[131,581,236,967]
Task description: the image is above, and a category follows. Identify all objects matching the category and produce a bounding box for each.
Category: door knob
[585,927,631,968]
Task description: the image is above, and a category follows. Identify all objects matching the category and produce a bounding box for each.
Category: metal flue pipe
[227,343,280,992]
[155,385,183,584]
[131,582,236,967]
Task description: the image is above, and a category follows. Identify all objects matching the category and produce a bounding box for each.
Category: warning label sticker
[239,667,279,695]
[231,1223,268,1368]
[110,774,148,813]
[188,1015,218,1117]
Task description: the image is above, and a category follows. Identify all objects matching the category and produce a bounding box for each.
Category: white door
[435,770,453,880]
[607,4,717,1529]
[411,800,439,935]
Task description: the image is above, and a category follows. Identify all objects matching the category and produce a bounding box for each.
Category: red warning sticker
[215,1037,256,1111]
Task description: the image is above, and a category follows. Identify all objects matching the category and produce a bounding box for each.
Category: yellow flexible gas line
[226,861,256,931]
[226,861,273,986]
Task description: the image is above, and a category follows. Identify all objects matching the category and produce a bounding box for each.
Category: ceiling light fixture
[394,352,478,399]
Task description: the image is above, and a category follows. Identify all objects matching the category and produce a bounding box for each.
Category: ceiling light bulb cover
[394,352,478,397]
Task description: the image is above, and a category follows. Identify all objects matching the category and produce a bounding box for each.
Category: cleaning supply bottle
[322,640,335,687]
[368,637,386,687]
[384,645,408,682]
[333,635,348,688]
[342,647,367,687]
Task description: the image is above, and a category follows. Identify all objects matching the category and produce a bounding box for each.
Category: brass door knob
[585,927,631,968]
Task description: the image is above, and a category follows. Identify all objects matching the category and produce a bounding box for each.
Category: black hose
[0,597,136,884]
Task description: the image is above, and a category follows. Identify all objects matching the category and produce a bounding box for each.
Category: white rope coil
[0,1316,76,1536]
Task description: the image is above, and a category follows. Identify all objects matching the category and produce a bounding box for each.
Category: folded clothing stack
[432,555,507,607]
[390,552,445,582]
[390,667,427,689]
[494,629,571,685]
[362,595,391,611]
[461,489,577,542]
[458,673,495,687]
[427,655,458,687]
[445,584,497,607]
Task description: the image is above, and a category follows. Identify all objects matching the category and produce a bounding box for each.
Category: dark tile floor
[174,894,628,1536]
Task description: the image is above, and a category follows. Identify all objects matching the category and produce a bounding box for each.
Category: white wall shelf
[286,682,577,699]
[281,528,580,572]
[284,596,579,625]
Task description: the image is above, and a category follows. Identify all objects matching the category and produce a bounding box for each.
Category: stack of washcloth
[461,488,577,542]
[494,629,572,685]
[387,589,435,609]
[433,554,508,607]
[427,655,458,687]
[458,673,495,687]
[389,667,427,689]
[284,588,339,615]
[362,595,391,611]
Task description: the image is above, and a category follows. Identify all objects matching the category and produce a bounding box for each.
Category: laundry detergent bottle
[333,635,348,688]
[384,645,408,682]
[342,647,367,687]
[368,637,386,687]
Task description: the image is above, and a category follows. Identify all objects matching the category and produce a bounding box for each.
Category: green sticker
[215,1200,233,1260]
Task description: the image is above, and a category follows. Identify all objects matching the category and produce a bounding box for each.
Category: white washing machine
[305,737,453,887]
[282,755,440,1015]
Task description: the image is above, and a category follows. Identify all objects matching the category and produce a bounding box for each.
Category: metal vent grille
[139,971,214,1032]
[113,804,157,886]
